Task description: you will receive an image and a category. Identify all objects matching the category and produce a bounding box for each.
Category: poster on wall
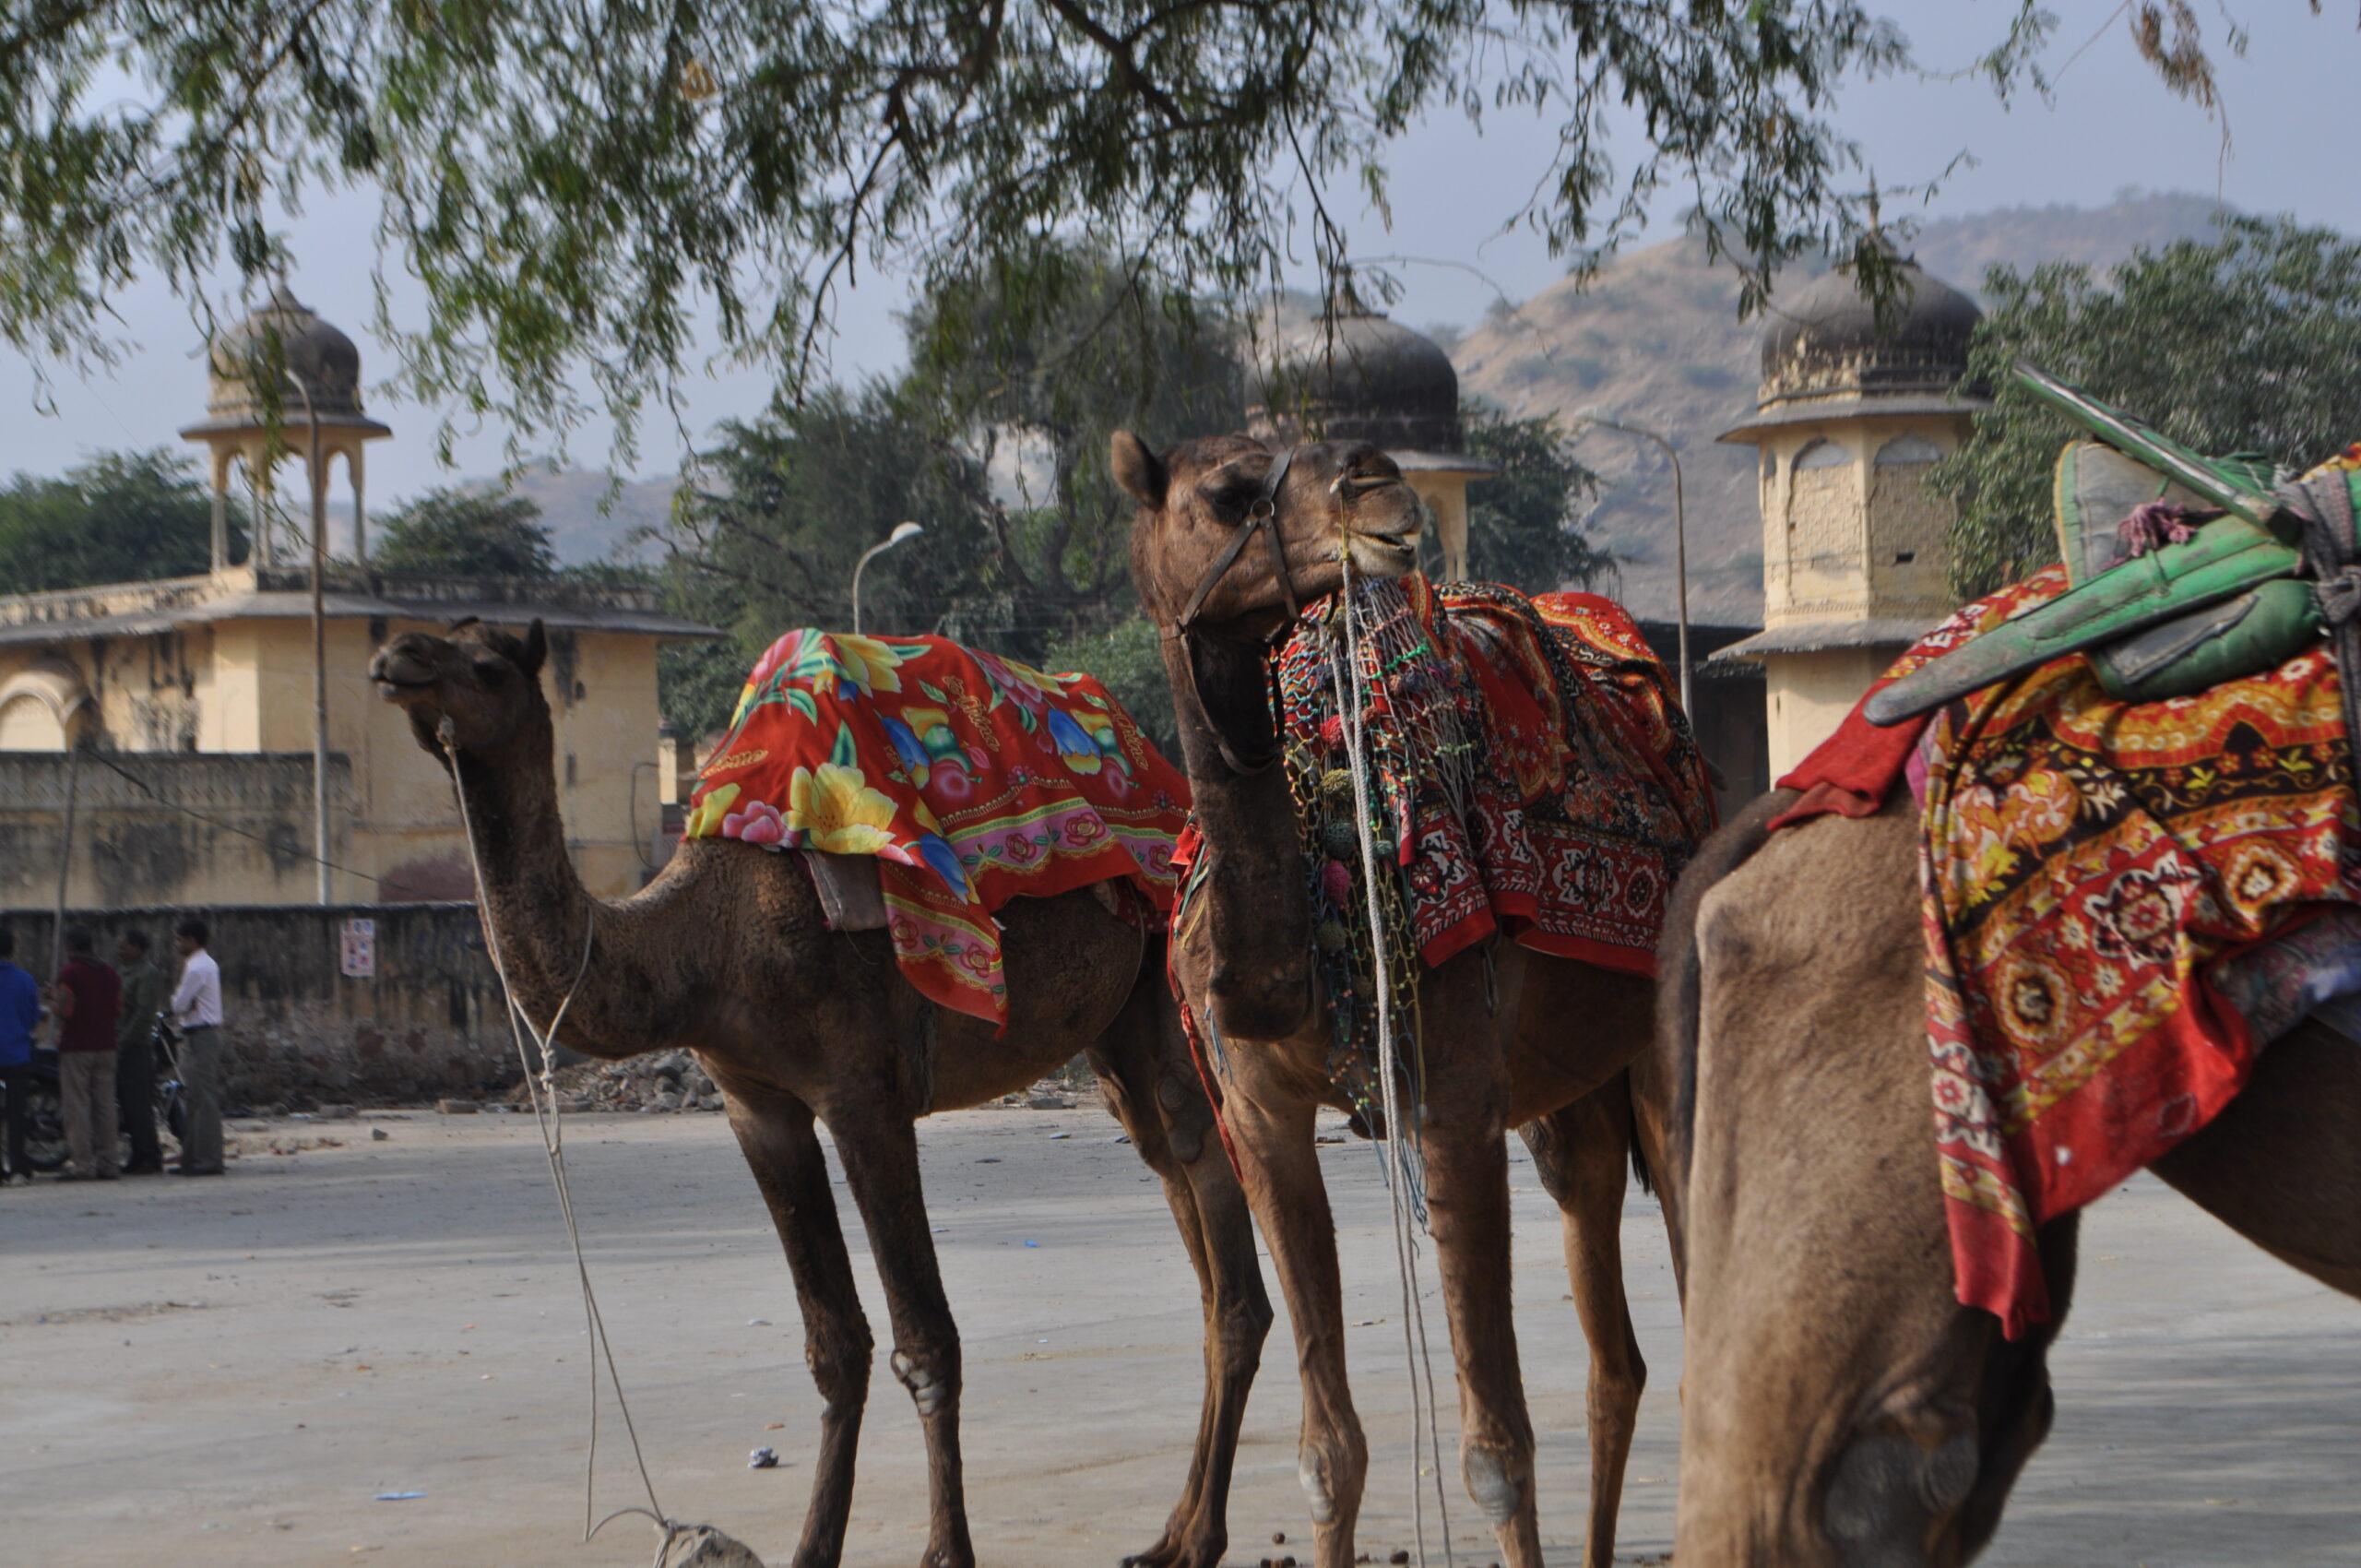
[340,918,376,980]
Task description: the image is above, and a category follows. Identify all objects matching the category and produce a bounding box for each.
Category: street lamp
[285,367,334,906]
[1572,410,1690,716]
[851,521,923,636]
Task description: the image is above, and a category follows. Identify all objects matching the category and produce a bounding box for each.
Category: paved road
[1,1106,2353,1565]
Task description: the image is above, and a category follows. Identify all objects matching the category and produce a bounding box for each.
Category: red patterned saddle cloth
[1268,577,1718,978]
[685,630,1191,1027]
[1777,475,2361,1334]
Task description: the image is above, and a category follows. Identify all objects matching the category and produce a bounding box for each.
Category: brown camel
[1114,428,1688,1568]
[368,619,1272,1568]
[1664,790,2361,1564]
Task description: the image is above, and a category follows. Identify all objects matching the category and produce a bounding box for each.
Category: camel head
[370,618,551,761]
[1114,430,1421,645]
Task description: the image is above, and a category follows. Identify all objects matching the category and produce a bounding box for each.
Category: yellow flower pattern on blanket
[682,627,1192,1027]
[789,763,900,855]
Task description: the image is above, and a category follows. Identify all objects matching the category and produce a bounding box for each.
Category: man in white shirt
[169,917,224,1177]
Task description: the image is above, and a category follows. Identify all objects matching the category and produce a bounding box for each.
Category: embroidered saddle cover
[684,630,1191,1026]
[1776,445,2361,1336]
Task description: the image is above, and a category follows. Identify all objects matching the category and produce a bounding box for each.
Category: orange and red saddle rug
[684,630,1190,1027]
[1781,454,2361,1337]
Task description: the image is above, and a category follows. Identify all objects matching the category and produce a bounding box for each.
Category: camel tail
[1627,1084,1655,1198]
[1657,788,1800,1194]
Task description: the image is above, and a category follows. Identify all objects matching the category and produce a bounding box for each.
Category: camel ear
[519,619,548,678]
[1110,431,1168,508]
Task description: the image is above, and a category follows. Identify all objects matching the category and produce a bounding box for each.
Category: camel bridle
[1160,445,1303,777]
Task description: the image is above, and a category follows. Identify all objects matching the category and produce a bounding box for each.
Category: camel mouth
[369,650,442,701]
[1342,531,1420,579]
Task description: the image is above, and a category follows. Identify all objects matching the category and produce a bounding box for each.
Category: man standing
[0,931,40,1184]
[50,926,122,1181]
[170,918,224,1177]
[114,930,166,1176]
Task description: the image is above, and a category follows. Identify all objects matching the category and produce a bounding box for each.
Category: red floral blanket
[1777,493,2361,1335]
[685,630,1191,1026]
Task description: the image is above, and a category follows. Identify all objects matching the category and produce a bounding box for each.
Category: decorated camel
[1665,552,2361,1559]
[369,619,1271,1568]
[1114,428,1717,1568]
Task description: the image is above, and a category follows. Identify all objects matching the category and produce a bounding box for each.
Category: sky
[0,2,2355,501]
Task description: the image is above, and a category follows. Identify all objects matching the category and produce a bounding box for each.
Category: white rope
[1328,563,1455,1568]
[439,726,680,1562]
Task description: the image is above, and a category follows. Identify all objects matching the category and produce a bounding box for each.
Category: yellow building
[0,291,716,910]
[1714,259,1988,776]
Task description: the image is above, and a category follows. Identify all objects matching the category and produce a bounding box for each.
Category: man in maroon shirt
[49,926,122,1181]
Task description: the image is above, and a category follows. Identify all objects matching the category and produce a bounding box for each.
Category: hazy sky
[1,3,2354,498]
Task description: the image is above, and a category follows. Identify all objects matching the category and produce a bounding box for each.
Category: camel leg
[1521,1078,1645,1568]
[723,1085,874,1568]
[1224,1067,1369,1568]
[1420,1060,1545,1568]
[829,1101,975,1568]
[1087,974,1273,1568]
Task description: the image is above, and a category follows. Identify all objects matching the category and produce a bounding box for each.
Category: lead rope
[1328,561,1456,1568]
[439,725,686,1567]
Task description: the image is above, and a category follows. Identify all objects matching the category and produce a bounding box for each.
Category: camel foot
[1120,1526,1227,1568]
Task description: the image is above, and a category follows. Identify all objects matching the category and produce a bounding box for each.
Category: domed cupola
[1745,255,1986,426]
[1247,289,1498,578]
[180,282,392,571]
[198,283,379,427]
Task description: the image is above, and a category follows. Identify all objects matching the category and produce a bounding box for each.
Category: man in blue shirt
[0,929,42,1182]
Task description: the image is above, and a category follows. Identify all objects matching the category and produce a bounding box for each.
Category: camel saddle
[800,849,888,931]
[1865,365,2361,726]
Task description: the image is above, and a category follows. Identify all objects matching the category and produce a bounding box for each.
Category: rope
[1329,556,1455,1568]
[437,724,683,1564]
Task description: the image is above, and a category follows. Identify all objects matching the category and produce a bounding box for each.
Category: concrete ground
[1,1104,2354,1567]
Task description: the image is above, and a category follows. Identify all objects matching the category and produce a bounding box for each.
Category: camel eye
[470,656,509,684]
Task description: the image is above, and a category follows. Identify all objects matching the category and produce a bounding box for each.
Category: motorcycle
[2,1019,185,1177]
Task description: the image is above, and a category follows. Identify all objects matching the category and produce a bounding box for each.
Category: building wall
[0,903,517,1107]
[1755,415,1969,630]
[0,614,668,901]
[0,752,350,909]
[1763,647,1892,778]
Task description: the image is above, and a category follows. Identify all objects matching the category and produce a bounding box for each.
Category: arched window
[1793,437,1848,473]
[1874,433,1945,467]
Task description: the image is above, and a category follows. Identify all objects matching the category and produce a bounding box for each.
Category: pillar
[1404,472,1471,581]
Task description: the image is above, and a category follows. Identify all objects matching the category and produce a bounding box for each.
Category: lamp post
[1572,410,1690,715]
[285,368,333,906]
[851,521,923,636]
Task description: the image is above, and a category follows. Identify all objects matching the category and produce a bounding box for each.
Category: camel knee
[1219,1292,1275,1367]
[1296,1428,1367,1526]
[1590,1338,1647,1412]
[1462,1440,1532,1526]
[890,1343,959,1419]
[805,1329,872,1412]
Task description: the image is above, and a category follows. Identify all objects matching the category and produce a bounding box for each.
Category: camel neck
[445,700,602,1035]
[1165,635,1315,1041]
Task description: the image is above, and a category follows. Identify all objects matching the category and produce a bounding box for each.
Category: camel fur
[369,619,1271,1568]
[1667,791,2361,1564]
[1116,428,1684,1568]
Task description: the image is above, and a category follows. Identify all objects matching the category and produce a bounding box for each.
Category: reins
[438,722,698,1568]
[1161,445,1303,776]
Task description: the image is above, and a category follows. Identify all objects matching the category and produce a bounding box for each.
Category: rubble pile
[508,1050,728,1114]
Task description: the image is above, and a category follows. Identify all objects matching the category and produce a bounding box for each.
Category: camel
[368,619,1272,1568]
[1114,428,1691,1568]
[1663,790,2361,1564]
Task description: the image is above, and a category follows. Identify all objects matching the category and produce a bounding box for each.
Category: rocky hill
[1448,191,2230,624]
